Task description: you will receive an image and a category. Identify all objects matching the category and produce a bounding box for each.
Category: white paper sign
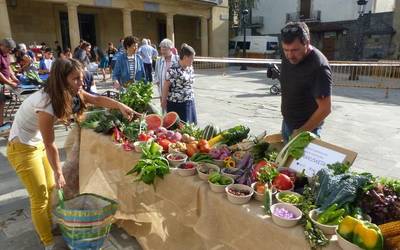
[289,143,346,176]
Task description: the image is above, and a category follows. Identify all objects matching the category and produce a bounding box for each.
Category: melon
[202,124,220,140]
[163,112,180,130]
[145,114,163,131]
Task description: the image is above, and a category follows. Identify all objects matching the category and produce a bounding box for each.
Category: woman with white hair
[18,43,36,61]
[154,38,179,112]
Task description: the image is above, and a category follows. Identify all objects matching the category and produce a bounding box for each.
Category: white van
[229,36,279,58]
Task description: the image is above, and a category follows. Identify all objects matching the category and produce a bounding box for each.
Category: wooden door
[300,0,311,19]
[322,37,336,60]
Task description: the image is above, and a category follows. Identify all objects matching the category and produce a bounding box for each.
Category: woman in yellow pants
[7,58,140,250]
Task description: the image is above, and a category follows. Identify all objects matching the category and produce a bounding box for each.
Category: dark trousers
[144,63,153,82]
[167,100,197,125]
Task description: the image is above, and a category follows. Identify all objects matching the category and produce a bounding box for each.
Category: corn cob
[385,235,400,249]
[379,220,400,238]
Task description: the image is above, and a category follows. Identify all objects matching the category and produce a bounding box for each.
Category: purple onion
[274,207,296,219]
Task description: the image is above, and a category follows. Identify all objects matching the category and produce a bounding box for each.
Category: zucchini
[264,187,272,215]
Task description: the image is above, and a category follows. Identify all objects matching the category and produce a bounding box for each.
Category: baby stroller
[266,64,281,95]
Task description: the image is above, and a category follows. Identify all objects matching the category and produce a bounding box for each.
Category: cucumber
[264,187,272,215]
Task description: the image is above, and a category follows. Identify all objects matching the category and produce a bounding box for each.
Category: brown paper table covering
[79,129,341,250]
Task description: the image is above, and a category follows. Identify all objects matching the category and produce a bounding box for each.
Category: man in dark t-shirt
[279,22,332,142]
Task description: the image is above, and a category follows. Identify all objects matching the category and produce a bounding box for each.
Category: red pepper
[112,127,123,143]
[138,133,150,142]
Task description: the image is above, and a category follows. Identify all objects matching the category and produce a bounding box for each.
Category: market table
[79,129,341,250]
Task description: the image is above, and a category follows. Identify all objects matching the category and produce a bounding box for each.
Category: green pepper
[208,173,220,183]
[326,216,343,225]
[220,176,232,185]
[327,208,345,223]
[317,203,338,224]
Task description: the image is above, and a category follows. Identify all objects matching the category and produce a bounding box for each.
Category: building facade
[245,0,397,60]
[251,0,395,35]
[0,0,230,57]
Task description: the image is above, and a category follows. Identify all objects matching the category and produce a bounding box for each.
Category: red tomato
[138,133,149,142]
[273,173,293,190]
[158,139,171,152]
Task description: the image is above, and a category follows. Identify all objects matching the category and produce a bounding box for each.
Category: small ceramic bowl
[251,182,277,202]
[309,209,338,235]
[225,184,254,205]
[166,153,188,168]
[275,191,303,206]
[213,159,225,168]
[221,167,241,180]
[270,203,302,228]
[197,163,220,181]
[208,176,234,193]
[336,229,363,250]
[176,161,198,177]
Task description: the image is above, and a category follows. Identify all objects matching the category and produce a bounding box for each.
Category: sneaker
[0,122,12,133]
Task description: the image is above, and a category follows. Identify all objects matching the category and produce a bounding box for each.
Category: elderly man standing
[138,38,158,82]
[0,38,19,133]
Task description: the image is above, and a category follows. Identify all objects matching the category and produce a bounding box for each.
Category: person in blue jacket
[112,36,146,90]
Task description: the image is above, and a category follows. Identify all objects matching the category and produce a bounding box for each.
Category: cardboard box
[266,133,358,177]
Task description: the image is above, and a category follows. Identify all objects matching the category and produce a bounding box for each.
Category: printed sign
[289,143,347,177]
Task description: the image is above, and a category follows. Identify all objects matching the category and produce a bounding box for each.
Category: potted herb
[251,163,278,201]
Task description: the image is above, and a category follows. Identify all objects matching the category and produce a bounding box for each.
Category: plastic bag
[62,125,81,199]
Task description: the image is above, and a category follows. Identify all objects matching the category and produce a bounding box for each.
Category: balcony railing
[286,10,321,23]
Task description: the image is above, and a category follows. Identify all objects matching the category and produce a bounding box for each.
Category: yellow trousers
[7,140,55,246]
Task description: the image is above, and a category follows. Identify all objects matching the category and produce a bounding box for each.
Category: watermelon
[163,112,180,130]
[202,124,220,140]
[145,114,163,131]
